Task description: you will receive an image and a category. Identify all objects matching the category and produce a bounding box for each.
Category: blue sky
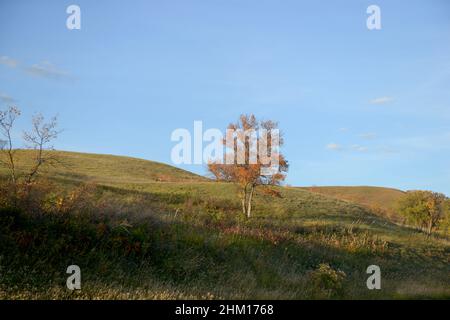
[1,0,449,195]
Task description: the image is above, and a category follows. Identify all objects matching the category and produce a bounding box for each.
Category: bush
[309,263,346,298]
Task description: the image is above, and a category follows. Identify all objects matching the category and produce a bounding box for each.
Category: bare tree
[0,106,60,197]
[0,106,21,186]
[23,113,59,185]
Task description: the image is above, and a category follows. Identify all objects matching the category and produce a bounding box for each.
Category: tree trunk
[7,149,18,202]
[246,185,255,218]
[427,219,433,237]
[7,152,16,184]
[241,186,247,216]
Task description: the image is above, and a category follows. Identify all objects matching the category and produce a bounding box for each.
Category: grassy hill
[0,150,205,185]
[0,150,449,299]
[300,186,406,221]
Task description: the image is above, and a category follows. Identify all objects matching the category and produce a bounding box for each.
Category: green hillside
[301,186,406,221]
[1,150,449,299]
[0,150,205,185]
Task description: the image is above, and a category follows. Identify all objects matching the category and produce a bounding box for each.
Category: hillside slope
[1,150,449,299]
[0,150,382,219]
[300,186,406,220]
[0,150,206,185]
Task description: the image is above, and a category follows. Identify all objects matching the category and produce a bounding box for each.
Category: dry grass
[0,150,449,300]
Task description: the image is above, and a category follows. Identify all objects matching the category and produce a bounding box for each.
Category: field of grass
[300,186,406,221]
[0,150,449,299]
[0,150,205,185]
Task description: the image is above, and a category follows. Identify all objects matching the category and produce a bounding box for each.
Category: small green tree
[397,190,448,236]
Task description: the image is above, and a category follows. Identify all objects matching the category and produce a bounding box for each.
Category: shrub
[309,263,346,298]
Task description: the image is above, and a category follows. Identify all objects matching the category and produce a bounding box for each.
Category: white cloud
[359,132,377,140]
[25,61,72,80]
[351,144,368,152]
[326,143,369,153]
[326,143,343,151]
[1,56,73,82]
[0,93,16,104]
[370,96,393,105]
[0,56,18,68]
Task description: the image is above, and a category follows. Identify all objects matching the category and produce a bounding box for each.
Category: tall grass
[0,151,449,299]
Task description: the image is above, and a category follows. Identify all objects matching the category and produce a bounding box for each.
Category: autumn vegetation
[397,190,449,236]
[0,106,59,206]
[0,107,449,299]
[208,114,288,218]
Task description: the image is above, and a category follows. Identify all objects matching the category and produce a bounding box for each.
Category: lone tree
[0,106,59,198]
[208,114,288,218]
[0,106,20,186]
[397,190,449,236]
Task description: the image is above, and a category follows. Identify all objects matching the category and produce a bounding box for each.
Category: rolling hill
[0,150,206,184]
[300,186,406,221]
[0,150,397,220]
[1,150,449,299]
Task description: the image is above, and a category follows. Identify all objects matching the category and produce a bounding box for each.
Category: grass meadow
[0,151,449,299]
